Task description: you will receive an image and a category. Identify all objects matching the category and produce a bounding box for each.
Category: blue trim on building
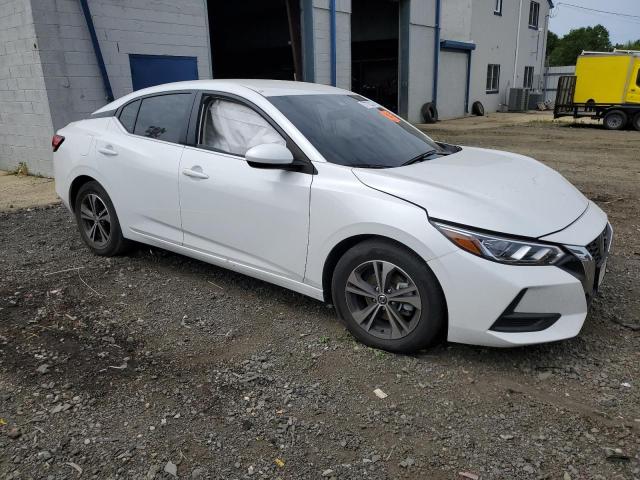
[79,0,113,101]
[432,0,441,104]
[301,0,315,82]
[329,0,337,86]
[440,40,476,52]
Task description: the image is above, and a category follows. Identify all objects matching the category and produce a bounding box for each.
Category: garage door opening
[351,0,400,112]
[208,0,302,80]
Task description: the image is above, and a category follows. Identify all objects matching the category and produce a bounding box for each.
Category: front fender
[304,163,456,290]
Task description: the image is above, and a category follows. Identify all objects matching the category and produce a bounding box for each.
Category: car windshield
[268,94,446,168]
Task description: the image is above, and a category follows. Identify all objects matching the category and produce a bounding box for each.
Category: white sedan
[52,80,611,352]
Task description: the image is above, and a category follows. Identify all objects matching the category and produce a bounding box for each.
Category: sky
[549,0,640,45]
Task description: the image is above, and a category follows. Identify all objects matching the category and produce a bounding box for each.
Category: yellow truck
[554,50,640,131]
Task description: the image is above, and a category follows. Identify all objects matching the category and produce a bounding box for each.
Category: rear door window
[133,93,193,144]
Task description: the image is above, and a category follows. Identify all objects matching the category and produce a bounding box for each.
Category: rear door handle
[182,167,209,180]
[97,146,118,156]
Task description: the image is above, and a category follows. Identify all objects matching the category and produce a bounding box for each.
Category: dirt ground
[0,119,639,480]
[0,171,59,212]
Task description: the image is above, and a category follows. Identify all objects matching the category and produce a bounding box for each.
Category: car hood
[352,147,589,238]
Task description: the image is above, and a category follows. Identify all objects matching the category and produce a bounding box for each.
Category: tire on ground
[603,109,627,131]
[74,180,131,256]
[421,102,438,124]
[632,112,640,132]
[471,101,485,116]
[331,239,446,353]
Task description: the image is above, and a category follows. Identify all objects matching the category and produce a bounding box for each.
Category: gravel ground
[1,121,639,479]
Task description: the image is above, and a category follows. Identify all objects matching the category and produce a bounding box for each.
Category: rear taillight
[52,135,65,152]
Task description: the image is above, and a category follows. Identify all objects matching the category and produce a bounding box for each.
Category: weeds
[9,162,29,176]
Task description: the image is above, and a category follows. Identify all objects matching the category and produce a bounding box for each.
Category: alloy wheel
[344,260,422,340]
[79,193,111,248]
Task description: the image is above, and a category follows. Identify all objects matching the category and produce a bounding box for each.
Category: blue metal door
[129,54,199,91]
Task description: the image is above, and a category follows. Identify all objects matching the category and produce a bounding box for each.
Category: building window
[524,66,534,89]
[528,1,540,29]
[494,0,503,15]
[486,64,500,93]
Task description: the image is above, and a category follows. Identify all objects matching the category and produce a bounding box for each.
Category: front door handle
[182,167,209,180]
[97,146,118,156]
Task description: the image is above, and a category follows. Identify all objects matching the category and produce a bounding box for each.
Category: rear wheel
[331,240,446,353]
[74,181,130,256]
[632,112,640,132]
[603,110,627,131]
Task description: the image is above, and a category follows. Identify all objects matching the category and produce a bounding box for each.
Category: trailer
[553,50,640,131]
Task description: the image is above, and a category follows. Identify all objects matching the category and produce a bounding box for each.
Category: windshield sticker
[357,100,379,109]
[378,109,401,123]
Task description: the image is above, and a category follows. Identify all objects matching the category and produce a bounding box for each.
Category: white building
[0,0,552,176]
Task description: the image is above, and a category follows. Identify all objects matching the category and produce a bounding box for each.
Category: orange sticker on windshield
[378,109,401,123]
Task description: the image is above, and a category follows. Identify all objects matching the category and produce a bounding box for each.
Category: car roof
[93,79,348,114]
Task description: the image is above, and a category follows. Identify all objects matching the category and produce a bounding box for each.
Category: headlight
[432,221,566,266]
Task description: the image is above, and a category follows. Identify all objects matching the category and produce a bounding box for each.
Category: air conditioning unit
[528,92,542,110]
[508,88,530,112]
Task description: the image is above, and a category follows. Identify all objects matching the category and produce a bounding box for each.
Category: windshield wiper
[402,149,442,166]
[350,164,387,169]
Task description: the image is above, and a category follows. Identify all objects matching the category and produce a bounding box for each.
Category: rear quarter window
[118,99,140,133]
[133,93,193,144]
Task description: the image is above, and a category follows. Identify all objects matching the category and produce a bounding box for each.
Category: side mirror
[245,144,294,168]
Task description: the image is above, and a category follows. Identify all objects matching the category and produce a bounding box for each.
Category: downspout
[330,0,337,86]
[432,0,441,104]
[513,0,524,86]
[539,13,550,89]
[79,0,113,102]
[465,51,472,113]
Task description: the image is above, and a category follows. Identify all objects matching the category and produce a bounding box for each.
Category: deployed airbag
[203,99,285,156]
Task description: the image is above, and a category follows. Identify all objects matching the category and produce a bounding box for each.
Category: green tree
[546,31,559,58]
[548,25,612,66]
[614,39,640,51]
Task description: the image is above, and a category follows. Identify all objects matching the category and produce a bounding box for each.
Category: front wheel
[74,181,131,256]
[632,112,640,132]
[331,240,446,353]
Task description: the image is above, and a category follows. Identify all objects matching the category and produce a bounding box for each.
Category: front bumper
[428,203,611,347]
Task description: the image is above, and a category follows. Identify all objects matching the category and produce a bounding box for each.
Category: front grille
[585,225,610,267]
[560,223,612,301]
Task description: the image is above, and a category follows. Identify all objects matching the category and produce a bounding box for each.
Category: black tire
[603,110,627,131]
[632,112,640,132]
[74,181,131,256]
[331,239,446,353]
[471,101,485,116]
[420,102,438,124]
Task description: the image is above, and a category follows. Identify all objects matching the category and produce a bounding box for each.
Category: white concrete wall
[440,0,472,42]
[514,0,550,91]
[31,0,211,132]
[467,0,551,114]
[312,0,350,89]
[0,0,55,176]
[407,0,436,123]
[468,0,519,113]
